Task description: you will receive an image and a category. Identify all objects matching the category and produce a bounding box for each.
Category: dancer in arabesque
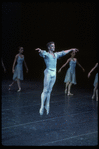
[35,41,79,115]
[9,47,28,92]
[58,51,85,95]
[88,63,98,101]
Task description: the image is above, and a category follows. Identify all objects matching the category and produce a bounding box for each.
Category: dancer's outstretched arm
[58,58,71,73]
[77,60,85,72]
[64,48,79,54]
[35,48,79,54]
[88,63,98,78]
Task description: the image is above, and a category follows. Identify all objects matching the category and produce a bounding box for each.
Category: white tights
[40,69,56,114]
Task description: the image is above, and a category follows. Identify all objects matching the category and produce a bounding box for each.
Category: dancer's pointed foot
[67,92,73,96]
[17,88,21,92]
[39,107,44,115]
[45,105,49,115]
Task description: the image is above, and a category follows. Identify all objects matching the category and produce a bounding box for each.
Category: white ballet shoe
[45,105,49,115]
[39,107,44,115]
[67,92,73,96]
[17,88,21,92]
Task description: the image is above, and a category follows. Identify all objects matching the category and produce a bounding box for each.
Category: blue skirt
[13,64,23,81]
[93,73,98,87]
[64,68,77,84]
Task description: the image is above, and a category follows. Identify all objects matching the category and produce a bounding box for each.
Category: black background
[2,2,98,87]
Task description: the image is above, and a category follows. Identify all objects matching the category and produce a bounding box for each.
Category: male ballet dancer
[35,41,78,115]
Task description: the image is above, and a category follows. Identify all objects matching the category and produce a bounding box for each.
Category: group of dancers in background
[2,42,98,115]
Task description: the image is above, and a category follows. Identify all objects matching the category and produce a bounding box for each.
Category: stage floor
[1,80,98,146]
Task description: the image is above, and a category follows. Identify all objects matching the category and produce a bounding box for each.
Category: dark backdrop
[2,2,97,87]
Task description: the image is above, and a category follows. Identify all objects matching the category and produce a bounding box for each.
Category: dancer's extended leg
[96,89,98,101]
[39,71,50,115]
[68,82,73,95]
[17,78,21,92]
[65,82,69,94]
[92,82,98,100]
[45,76,56,115]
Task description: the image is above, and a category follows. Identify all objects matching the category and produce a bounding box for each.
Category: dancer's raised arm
[58,58,71,73]
[64,48,79,54]
[88,63,98,78]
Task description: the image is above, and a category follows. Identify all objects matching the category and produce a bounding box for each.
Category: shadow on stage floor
[1,80,98,146]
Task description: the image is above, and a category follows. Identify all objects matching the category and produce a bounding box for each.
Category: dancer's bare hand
[58,68,61,73]
[88,72,91,78]
[35,48,41,53]
[72,48,79,52]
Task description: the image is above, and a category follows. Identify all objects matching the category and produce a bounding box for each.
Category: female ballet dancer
[88,63,98,101]
[58,51,85,95]
[9,47,28,92]
[35,41,78,115]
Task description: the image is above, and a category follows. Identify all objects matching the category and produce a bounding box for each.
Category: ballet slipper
[45,105,49,115]
[39,107,44,115]
[17,88,21,92]
[67,92,73,96]
[69,93,73,96]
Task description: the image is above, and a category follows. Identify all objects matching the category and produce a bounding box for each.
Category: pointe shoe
[17,88,21,92]
[39,107,44,115]
[67,92,73,96]
[45,105,49,115]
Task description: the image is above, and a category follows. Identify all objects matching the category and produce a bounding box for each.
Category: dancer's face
[49,43,55,52]
[19,47,24,54]
[71,51,76,57]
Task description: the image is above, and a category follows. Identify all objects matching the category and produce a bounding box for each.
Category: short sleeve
[55,51,67,59]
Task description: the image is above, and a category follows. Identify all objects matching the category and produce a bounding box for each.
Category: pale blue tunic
[64,59,77,84]
[39,50,67,71]
[93,73,98,87]
[13,56,24,80]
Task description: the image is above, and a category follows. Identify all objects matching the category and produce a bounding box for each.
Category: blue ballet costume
[93,73,98,87]
[64,59,77,84]
[13,56,24,81]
